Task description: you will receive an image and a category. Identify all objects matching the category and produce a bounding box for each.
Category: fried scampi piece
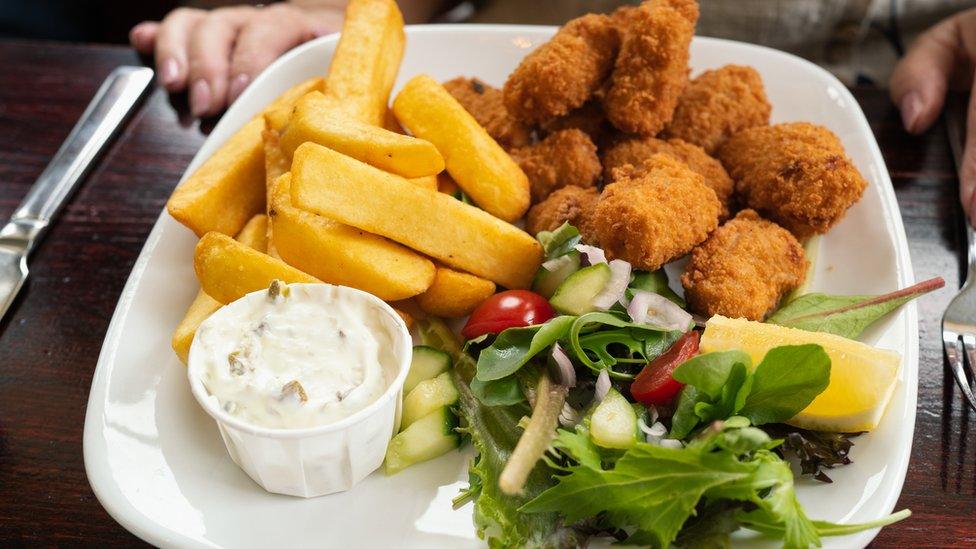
[540,100,612,146]
[603,0,699,136]
[603,136,734,220]
[592,153,720,271]
[525,186,600,241]
[718,122,867,239]
[681,209,807,320]
[511,129,601,203]
[503,14,620,124]
[443,77,532,149]
[665,64,772,153]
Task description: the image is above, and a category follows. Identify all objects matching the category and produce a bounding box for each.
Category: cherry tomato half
[461,290,556,340]
[630,331,700,406]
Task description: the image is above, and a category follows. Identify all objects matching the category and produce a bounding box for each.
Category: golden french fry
[407,174,438,191]
[324,0,404,126]
[417,267,496,318]
[167,78,324,237]
[271,174,436,300]
[261,121,289,258]
[392,75,530,222]
[291,143,542,289]
[171,214,269,364]
[264,77,326,132]
[280,91,444,178]
[194,232,318,305]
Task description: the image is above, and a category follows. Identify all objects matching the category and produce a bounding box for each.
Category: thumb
[890,18,959,134]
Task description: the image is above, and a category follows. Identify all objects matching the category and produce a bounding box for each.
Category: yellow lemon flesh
[700,315,901,432]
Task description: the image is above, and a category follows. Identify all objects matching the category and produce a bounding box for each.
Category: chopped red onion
[573,244,606,266]
[549,342,576,387]
[593,368,611,404]
[558,402,582,428]
[592,259,632,310]
[541,254,575,272]
[627,290,693,331]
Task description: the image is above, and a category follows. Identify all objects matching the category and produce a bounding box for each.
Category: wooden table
[0,39,973,546]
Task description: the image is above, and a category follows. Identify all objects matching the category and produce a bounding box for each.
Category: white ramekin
[186,283,412,498]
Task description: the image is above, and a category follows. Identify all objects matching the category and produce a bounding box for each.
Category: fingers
[227,6,308,103]
[129,21,159,55]
[227,5,343,103]
[890,18,958,134]
[154,8,204,92]
[186,7,254,117]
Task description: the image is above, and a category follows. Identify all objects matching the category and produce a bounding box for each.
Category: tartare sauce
[193,282,396,429]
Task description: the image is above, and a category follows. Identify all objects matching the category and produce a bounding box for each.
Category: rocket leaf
[767,277,944,339]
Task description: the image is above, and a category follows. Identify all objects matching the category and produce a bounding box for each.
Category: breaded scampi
[443,77,532,149]
[541,100,612,147]
[525,186,600,242]
[603,136,734,219]
[665,64,772,153]
[603,0,699,136]
[681,209,807,320]
[511,129,601,203]
[503,14,620,125]
[718,122,867,239]
[592,153,720,271]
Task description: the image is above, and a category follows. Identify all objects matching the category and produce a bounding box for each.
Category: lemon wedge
[700,315,901,432]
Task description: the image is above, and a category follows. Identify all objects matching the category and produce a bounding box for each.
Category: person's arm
[129,1,443,118]
[891,8,976,226]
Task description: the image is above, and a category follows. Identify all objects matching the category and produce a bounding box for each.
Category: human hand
[129,3,344,118]
[891,8,976,226]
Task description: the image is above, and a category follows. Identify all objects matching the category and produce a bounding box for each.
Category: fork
[941,94,976,412]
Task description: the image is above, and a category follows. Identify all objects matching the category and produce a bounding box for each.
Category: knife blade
[0,66,153,323]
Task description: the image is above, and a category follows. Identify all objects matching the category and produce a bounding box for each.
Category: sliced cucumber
[590,388,638,449]
[549,263,611,315]
[404,346,452,394]
[401,371,459,429]
[385,407,460,474]
[532,252,581,298]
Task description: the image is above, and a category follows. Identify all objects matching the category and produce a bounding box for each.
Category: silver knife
[0,65,153,322]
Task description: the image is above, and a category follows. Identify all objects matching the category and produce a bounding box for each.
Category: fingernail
[900,92,923,133]
[190,79,211,117]
[228,74,250,102]
[160,58,179,88]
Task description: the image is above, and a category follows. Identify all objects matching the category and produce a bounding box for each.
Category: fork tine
[962,333,976,381]
[944,331,976,412]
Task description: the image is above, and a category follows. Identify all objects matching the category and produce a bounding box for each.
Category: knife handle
[4,66,153,250]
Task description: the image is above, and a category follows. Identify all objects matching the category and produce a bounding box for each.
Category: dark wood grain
[0,39,973,547]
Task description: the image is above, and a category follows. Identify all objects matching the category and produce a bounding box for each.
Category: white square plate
[84,25,917,548]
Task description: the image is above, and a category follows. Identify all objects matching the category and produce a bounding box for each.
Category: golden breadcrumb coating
[681,209,807,320]
[603,136,734,219]
[665,64,772,153]
[718,122,867,239]
[503,14,620,125]
[541,100,612,147]
[592,153,720,271]
[443,77,532,149]
[511,129,602,203]
[603,0,699,136]
[525,186,601,242]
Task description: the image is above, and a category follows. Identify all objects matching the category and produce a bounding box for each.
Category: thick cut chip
[417,267,496,318]
[194,232,318,305]
[324,0,404,126]
[171,214,268,364]
[263,77,326,132]
[167,78,324,237]
[261,123,289,257]
[280,91,444,178]
[392,75,530,222]
[270,174,436,300]
[291,143,542,289]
